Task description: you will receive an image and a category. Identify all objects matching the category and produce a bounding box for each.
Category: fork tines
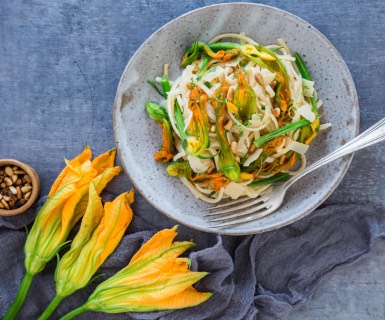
[204,194,272,228]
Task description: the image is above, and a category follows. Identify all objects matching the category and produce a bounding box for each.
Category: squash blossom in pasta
[214,84,240,182]
[59,227,213,320]
[4,146,121,320]
[233,72,257,122]
[145,101,176,162]
[181,40,240,67]
[242,44,291,112]
[38,184,134,320]
[182,88,210,157]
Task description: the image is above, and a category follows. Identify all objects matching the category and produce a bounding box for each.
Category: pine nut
[5,166,14,177]
[231,141,238,154]
[0,194,2,200]
[17,186,22,199]
[226,86,234,102]
[270,81,277,89]
[219,72,225,83]
[256,73,265,86]
[21,186,32,193]
[273,108,281,118]
[9,200,15,209]
[4,177,13,186]
[186,82,193,90]
[1,182,6,189]
[235,156,241,163]
[9,186,17,195]
[210,125,216,133]
[207,165,216,174]
[0,202,3,209]
[24,175,31,183]
[249,144,256,153]
[16,179,22,186]
[13,170,26,175]
[1,199,8,209]
[224,119,233,131]
[24,192,32,200]
[11,175,18,184]
[3,195,10,202]
[24,183,31,187]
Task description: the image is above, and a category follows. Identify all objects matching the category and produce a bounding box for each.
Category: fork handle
[284,118,385,189]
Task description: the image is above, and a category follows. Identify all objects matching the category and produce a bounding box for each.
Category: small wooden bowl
[0,159,41,217]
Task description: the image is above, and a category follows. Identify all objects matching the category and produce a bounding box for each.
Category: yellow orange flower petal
[91,166,122,194]
[129,227,178,265]
[94,191,133,268]
[48,145,92,197]
[25,148,120,276]
[65,182,104,255]
[71,227,212,316]
[117,286,212,312]
[91,148,117,175]
[55,187,133,297]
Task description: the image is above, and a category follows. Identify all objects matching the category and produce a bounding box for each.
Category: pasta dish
[145,33,330,203]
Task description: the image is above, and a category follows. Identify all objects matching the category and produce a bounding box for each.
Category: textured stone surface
[1,0,385,319]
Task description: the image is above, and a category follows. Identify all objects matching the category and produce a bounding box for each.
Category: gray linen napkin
[0,201,382,320]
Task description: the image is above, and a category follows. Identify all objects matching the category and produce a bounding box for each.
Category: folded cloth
[0,202,383,320]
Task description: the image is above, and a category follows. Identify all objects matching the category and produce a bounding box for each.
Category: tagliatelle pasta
[145,33,330,203]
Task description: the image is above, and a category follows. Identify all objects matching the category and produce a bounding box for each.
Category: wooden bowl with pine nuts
[0,159,40,217]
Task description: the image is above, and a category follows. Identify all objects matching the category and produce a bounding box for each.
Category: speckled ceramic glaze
[113,3,359,235]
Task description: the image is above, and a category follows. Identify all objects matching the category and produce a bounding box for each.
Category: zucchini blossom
[233,72,257,122]
[38,184,134,320]
[182,88,210,157]
[60,227,212,319]
[4,146,121,320]
[145,101,176,162]
[214,85,240,182]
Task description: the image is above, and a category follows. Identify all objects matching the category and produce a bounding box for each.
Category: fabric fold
[0,202,383,320]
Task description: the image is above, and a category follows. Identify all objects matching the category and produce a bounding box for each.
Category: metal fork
[205,118,385,228]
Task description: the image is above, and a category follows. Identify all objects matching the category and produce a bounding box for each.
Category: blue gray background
[1,0,385,319]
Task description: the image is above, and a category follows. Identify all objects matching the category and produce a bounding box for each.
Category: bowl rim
[0,159,41,216]
[113,2,360,235]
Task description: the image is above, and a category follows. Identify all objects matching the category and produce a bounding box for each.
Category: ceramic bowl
[0,159,41,216]
[113,3,359,235]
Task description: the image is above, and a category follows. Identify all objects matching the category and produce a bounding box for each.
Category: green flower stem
[59,305,88,320]
[38,295,64,320]
[4,272,34,320]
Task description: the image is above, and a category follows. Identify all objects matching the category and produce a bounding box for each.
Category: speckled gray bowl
[113,3,359,235]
